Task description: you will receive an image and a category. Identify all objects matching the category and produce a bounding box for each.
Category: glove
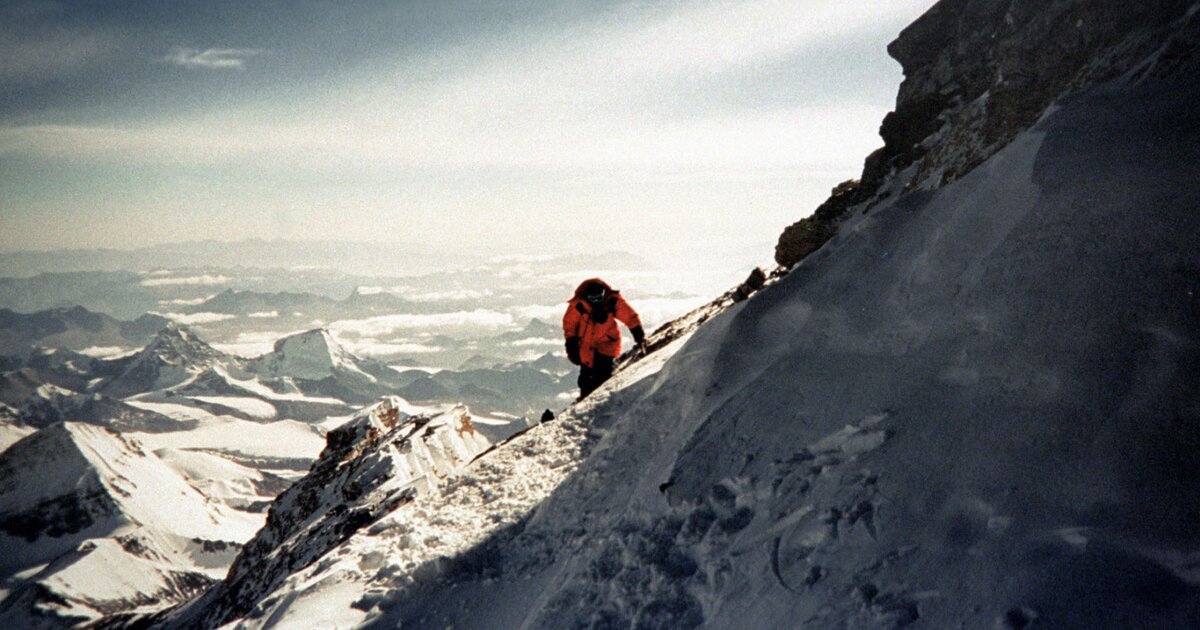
[630,326,648,355]
[565,337,581,365]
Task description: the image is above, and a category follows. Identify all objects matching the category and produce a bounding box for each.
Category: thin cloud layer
[140,275,230,287]
[165,47,262,70]
[329,310,518,338]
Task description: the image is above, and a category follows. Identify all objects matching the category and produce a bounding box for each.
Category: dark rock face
[0,306,168,362]
[0,490,110,542]
[885,0,1194,185]
[775,180,872,268]
[775,0,1199,268]
[18,389,186,433]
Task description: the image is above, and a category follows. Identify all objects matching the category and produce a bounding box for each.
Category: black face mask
[587,295,610,323]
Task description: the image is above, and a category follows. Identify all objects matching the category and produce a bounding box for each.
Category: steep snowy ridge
[152,299,718,629]
[169,398,528,629]
[0,423,260,626]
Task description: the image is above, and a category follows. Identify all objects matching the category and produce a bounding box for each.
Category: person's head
[583,281,608,305]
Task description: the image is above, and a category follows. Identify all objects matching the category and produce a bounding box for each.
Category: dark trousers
[578,354,615,398]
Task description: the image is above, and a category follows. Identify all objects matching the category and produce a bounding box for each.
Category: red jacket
[562,278,642,368]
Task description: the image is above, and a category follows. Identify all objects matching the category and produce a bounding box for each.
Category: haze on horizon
[0,0,938,268]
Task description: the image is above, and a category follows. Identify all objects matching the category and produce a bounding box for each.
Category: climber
[562,278,647,399]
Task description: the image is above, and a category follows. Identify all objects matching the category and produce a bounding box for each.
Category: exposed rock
[731,267,768,303]
[776,180,870,267]
[775,0,1200,268]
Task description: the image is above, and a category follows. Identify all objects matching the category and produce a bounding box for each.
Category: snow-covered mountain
[248,329,404,404]
[0,423,261,627]
[153,2,1200,628]
[98,322,236,399]
[85,325,398,423]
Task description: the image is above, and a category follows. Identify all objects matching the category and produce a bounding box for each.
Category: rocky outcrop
[776,0,1200,268]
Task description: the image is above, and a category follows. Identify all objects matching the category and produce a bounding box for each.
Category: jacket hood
[572,278,616,301]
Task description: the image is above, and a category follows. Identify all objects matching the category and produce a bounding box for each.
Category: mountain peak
[257,328,368,381]
[271,327,335,353]
[144,322,224,365]
[97,324,230,398]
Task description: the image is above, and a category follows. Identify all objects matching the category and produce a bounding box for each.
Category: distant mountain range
[0,316,553,626]
[0,306,574,425]
[0,306,168,359]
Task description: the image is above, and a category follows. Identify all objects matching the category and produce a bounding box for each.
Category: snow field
[131,415,326,470]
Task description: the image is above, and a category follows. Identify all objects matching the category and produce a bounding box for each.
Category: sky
[0,0,938,269]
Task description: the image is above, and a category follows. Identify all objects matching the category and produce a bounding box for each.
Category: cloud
[395,288,493,302]
[329,310,517,338]
[507,304,563,323]
[2,1,933,172]
[78,345,136,359]
[343,340,442,357]
[631,295,711,328]
[505,337,561,348]
[248,311,279,318]
[211,342,273,358]
[157,296,212,306]
[140,274,230,286]
[212,329,308,357]
[0,7,125,83]
[160,311,237,325]
[164,46,261,70]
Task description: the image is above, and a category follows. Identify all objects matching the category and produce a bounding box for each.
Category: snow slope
[130,414,327,477]
[18,383,184,432]
[173,40,1200,630]
[377,65,1200,629]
